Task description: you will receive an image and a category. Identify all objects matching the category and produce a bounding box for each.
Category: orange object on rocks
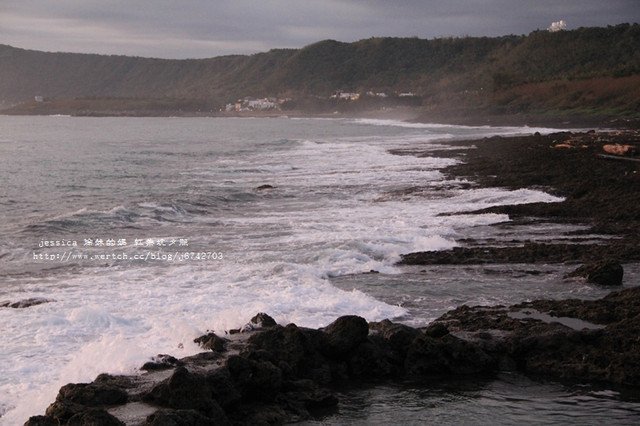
[602,144,636,156]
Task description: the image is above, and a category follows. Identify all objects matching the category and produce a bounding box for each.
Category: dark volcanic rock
[29,407,124,426]
[231,403,287,425]
[67,408,125,425]
[399,243,597,265]
[278,379,339,420]
[141,354,185,371]
[143,367,228,422]
[24,415,58,426]
[226,355,283,400]
[1,297,54,308]
[506,311,640,386]
[567,261,624,286]
[56,382,128,406]
[405,333,497,377]
[399,131,640,266]
[193,332,228,352]
[250,312,278,328]
[424,322,450,339]
[206,369,242,409]
[514,287,640,325]
[433,287,640,386]
[346,341,396,378]
[370,319,421,354]
[94,373,137,389]
[144,409,216,426]
[28,287,640,425]
[246,324,329,381]
[44,400,86,423]
[322,315,369,358]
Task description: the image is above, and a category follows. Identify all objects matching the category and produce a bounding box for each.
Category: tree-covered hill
[1,24,638,117]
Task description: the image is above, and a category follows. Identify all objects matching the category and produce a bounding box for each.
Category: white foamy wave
[46,205,128,222]
[0,262,406,423]
[449,188,564,209]
[351,118,562,135]
[0,116,569,423]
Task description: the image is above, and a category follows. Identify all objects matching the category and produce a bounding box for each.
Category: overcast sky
[1,1,638,59]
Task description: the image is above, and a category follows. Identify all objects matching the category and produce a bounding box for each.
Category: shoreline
[21,128,640,424]
[398,129,640,267]
[25,286,640,425]
[3,104,640,130]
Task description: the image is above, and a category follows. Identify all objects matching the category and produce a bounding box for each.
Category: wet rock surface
[567,260,624,286]
[27,288,640,424]
[193,332,228,352]
[398,131,640,267]
[140,354,185,371]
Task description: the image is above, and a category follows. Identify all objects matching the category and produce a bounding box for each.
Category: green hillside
[1,23,639,118]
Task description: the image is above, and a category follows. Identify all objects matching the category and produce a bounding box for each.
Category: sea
[1,116,639,424]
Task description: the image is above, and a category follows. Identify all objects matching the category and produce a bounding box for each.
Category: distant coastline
[2,24,639,128]
[3,101,640,130]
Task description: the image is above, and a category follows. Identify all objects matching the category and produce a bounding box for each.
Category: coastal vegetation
[1,24,639,119]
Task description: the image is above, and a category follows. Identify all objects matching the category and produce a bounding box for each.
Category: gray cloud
[0,0,638,58]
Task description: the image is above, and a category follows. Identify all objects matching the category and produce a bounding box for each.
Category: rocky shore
[26,284,640,425]
[397,130,640,268]
[24,129,640,425]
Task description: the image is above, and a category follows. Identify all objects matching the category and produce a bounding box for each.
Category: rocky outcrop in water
[1,297,54,308]
[567,260,624,286]
[26,288,640,425]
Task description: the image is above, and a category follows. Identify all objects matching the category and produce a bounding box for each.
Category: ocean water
[0,116,636,424]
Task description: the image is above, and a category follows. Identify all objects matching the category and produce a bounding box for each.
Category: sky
[1,0,638,59]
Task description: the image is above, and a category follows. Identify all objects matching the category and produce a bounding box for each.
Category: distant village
[224,97,288,112]
[223,90,419,112]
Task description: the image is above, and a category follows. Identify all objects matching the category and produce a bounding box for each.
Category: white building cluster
[331,90,417,101]
[224,97,288,112]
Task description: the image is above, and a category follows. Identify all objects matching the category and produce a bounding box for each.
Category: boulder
[568,261,624,286]
[1,297,54,308]
[423,322,450,339]
[322,316,369,358]
[193,332,227,352]
[55,382,128,406]
[250,312,278,328]
[24,415,58,426]
[93,374,137,389]
[67,408,125,425]
[144,409,217,426]
[142,367,227,421]
[44,400,86,424]
[246,324,329,379]
[141,354,185,371]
